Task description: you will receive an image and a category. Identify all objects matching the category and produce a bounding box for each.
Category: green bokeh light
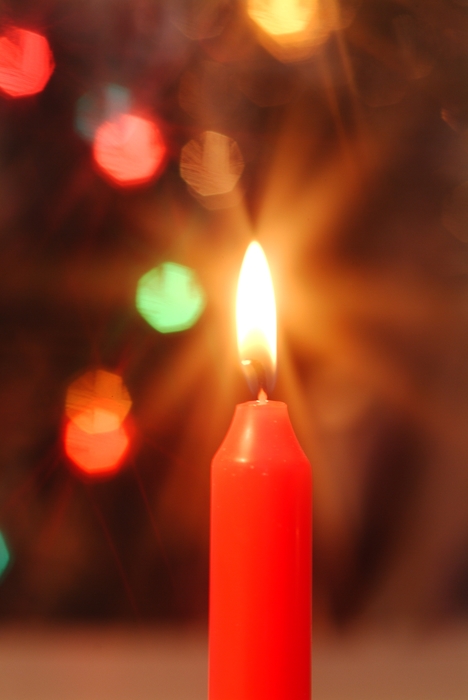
[136,262,206,333]
[0,532,10,579]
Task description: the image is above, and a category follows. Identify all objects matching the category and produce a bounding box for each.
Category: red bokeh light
[93,113,166,187]
[0,27,54,98]
[64,418,129,477]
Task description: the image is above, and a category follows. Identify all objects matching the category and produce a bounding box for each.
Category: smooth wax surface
[209,400,312,700]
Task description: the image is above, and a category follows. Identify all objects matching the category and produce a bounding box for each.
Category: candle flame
[236,241,277,395]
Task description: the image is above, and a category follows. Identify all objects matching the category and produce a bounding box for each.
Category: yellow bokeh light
[236,241,277,379]
[247,0,316,37]
[245,0,354,63]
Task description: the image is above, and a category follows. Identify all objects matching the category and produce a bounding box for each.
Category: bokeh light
[0,532,10,579]
[136,262,206,333]
[64,419,130,477]
[180,131,244,198]
[246,0,357,62]
[64,370,132,476]
[247,0,316,36]
[93,114,166,187]
[66,369,132,433]
[0,27,54,98]
[75,84,131,142]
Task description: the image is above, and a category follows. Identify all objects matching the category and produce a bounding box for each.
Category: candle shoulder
[213,400,310,469]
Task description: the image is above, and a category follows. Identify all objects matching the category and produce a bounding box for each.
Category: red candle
[209,242,312,700]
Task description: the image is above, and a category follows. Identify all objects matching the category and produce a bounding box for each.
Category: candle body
[209,400,312,700]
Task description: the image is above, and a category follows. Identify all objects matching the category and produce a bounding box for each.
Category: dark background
[0,0,468,633]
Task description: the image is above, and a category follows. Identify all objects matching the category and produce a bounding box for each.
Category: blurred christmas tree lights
[0,26,54,97]
[136,262,206,333]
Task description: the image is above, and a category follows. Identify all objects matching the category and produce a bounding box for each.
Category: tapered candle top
[236,241,277,396]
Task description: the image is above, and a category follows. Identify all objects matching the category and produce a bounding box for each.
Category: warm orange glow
[245,0,346,63]
[66,369,131,433]
[247,0,316,37]
[236,242,277,384]
[64,419,129,476]
[180,131,244,197]
[0,27,54,98]
[73,407,122,434]
[93,114,166,187]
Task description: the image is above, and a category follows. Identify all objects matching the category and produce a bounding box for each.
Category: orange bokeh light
[93,113,166,187]
[66,369,132,433]
[0,27,54,98]
[64,418,129,476]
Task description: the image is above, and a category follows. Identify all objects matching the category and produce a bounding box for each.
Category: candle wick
[257,388,268,403]
[241,358,271,399]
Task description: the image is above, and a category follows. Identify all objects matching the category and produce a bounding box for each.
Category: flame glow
[236,241,277,386]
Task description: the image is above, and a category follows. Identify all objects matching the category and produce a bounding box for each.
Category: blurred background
[0,0,467,663]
